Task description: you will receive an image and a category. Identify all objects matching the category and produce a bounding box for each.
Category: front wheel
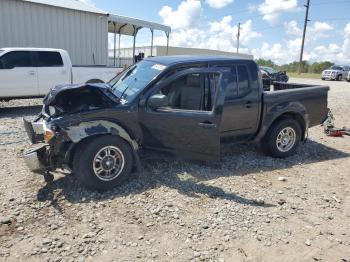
[73,136,133,191]
[337,75,342,81]
[261,119,302,158]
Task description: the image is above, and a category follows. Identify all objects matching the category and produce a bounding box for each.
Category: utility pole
[236,22,241,54]
[298,0,310,74]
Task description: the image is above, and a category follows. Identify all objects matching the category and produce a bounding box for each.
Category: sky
[82,0,350,65]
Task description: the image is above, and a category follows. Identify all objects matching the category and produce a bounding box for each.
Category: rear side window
[216,64,251,101]
[237,65,250,96]
[223,68,238,100]
[0,51,32,69]
[36,52,63,67]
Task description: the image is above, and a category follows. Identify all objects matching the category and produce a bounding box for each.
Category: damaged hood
[43,83,116,106]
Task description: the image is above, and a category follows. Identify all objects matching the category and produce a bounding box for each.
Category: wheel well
[271,112,306,140]
[86,79,104,84]
[68,134,134,168]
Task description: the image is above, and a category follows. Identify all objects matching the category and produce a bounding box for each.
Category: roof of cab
[144,55,253,66]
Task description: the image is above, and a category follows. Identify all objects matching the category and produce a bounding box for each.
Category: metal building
[109,45,254,67]
[0,0,108,65]
[0,0,171,66]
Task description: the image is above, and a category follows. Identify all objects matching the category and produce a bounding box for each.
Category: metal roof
[21,1,170,35]
[22,0,107,14]
[108,14,171,36]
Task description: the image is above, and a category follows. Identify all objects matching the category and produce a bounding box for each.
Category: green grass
[287,72,320,79]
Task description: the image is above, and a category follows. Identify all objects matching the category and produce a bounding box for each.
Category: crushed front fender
[62,120,139,151]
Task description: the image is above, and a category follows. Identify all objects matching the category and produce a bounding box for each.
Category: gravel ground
[1,78,350,262]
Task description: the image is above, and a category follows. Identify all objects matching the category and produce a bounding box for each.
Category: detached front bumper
[23,117,44,144]
[23,145,48,173]
[23,117,49,173]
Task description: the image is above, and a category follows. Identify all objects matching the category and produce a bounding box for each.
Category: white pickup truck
[0,48,123,100]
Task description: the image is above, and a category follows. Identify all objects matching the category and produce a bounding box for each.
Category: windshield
[263,67,276,74]
[109,60,166,102]
[330,66,343,70]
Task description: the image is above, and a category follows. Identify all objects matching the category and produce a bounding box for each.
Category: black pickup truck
[23,56,329,190]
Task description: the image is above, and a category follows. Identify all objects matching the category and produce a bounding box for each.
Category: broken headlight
[43,122,55,143]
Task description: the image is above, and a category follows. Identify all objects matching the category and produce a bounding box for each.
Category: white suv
[322,65,350,81]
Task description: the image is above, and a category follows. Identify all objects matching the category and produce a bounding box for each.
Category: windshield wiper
[112,67,134,90]
[120,77,137,100]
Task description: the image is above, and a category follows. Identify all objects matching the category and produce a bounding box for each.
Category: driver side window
[0,51,32,69]
[159,73,217,112]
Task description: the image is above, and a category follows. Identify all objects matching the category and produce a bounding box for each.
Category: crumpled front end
[23,115,58,174]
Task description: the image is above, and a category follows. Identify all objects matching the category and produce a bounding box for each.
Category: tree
[255,58,334,74]
[255,59,276,68]
[309,61,333,74]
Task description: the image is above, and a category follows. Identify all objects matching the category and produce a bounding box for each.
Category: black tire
[73,135,133,191]
[321,78,325,80]
[261,119,302,158]
[337,75,342,81]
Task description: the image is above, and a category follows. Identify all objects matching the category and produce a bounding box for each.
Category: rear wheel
[73,136,133,191]
[261,119,302,158]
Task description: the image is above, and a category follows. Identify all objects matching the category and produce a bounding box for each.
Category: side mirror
[148,94,168,110]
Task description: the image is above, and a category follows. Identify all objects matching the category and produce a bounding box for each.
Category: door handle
[198,122,217,129]
[245,101,252,108]
[28,71,36,76]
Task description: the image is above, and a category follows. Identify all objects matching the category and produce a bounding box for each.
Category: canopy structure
[108,14,171,66]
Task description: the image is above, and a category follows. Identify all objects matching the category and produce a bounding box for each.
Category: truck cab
[23,56,329,191]
[0,48,71,98]
[0,48,120,100]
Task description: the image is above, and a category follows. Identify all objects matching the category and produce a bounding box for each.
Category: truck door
[35,51,70,96]
[139,69,225,160]
[0,51,38,97]
[215,63,260,139]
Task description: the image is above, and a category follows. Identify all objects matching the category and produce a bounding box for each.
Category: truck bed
[272,82,315,91]
[263,82,329,128]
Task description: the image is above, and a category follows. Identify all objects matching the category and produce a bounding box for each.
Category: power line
[299,0,311,74]
[318,17,350,21]
[311,0,350,6]
[236,22,241,53]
